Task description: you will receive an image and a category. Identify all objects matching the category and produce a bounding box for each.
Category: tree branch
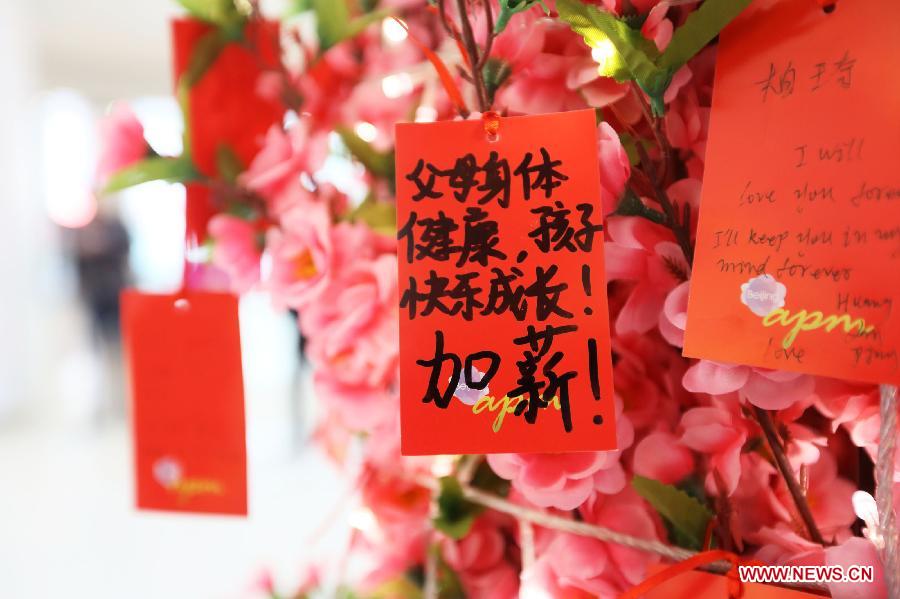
[752,406,826,545]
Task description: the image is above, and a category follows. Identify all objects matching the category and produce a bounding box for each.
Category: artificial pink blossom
[604,216,689,336]
[658,280,690,347]
[771,451,855,540]
[825,537,887,599]
[95,102,149,187]
[521,488,663,597]
[487,403,633,510]
[266,201,334,310]
[301,252,400,389]
[683,360,815,410]
[632,430,694,484]
[239,120,327,214]
[207,214,263,294]
[597,121,630,213]
[442,516,519,599]
[679,399,752,495]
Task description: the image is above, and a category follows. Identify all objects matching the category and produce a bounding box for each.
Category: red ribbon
[619,550,767,599]
[391,17,469,117]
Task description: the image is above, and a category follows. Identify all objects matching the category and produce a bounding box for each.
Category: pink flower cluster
[99,2,898,597]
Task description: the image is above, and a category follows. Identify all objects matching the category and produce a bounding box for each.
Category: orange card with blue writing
[395,110,617,455]
[121,291,247,515]
[684,0,900,384]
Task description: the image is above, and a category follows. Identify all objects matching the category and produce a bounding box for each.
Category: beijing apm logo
[740,274,787,316]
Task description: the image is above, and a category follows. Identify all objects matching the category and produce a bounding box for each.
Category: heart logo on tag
[152,456,183,489]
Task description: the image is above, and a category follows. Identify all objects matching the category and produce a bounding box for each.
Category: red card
[121,290,247,515]
[395,110,617,455]
[172,18,283,245]
[684,0,900,384]
[642,567,823,599]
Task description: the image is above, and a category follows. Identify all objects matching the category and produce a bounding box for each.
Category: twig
[413,475,827,592]
[630,82,674,185]
[519,519,536,573]
[752,406,826,545]
[633,141,695,265]
[877,385,899,598]
[454,0,490,112]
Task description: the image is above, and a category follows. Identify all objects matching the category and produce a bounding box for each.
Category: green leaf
[215,144,244,183]
[346,195,397,236]
[632,475,713,550]
[313,0,350,51]
[432,477,482,540]
[336,126,395,179]
[613,188,665,223]
[658,0,753,71]
[367,577,423,599]
[483,57,513,106]
[176,0,240,25]
[556,0,671,111]
[101,157,198,194]
[179,28,228,90]
[494,0,550,35]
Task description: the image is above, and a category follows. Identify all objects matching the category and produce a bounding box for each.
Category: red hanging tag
[172,18,284,249]
[395,109,617,455]
[121,290,247,515]
[684,0,900,385]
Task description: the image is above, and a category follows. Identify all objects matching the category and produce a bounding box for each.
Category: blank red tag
[121,290,247,515]
[395,109,617,455]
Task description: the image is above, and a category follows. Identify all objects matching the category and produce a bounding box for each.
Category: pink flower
[266,201,334,310]
[520,488,663,597]
[353,450,432,589]
[682,360,815,410]
[824,537,887,599]
[314,375,397,431]
[497,19,592,114]
[95,102,149,187]
[597,122,630,214]
[441,516,519,599]
[239,120,327,214]
[632,430,694,484]
[658,280,690,347]
[489,10,545,70]
[665,86,709,175]
[486,403,633,510]
[207,214,263,294]
[641,2,673,51]
[771,451,855,540]
[604,216,689,336]
[679,399,752,495]
[752,525,825,565]
[301,252,400,389]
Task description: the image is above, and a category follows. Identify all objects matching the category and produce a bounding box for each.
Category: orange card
[121,291,247,515]
[395,110,617,455]
[642,567,823,599]
[684,0,900,384]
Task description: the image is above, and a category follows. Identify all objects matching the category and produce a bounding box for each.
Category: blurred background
[0,1,348,597]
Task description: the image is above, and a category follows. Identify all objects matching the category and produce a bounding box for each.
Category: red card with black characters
[395,109,617,455]
[121,291,247,515]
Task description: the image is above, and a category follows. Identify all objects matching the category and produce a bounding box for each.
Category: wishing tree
[96,0,899,597]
